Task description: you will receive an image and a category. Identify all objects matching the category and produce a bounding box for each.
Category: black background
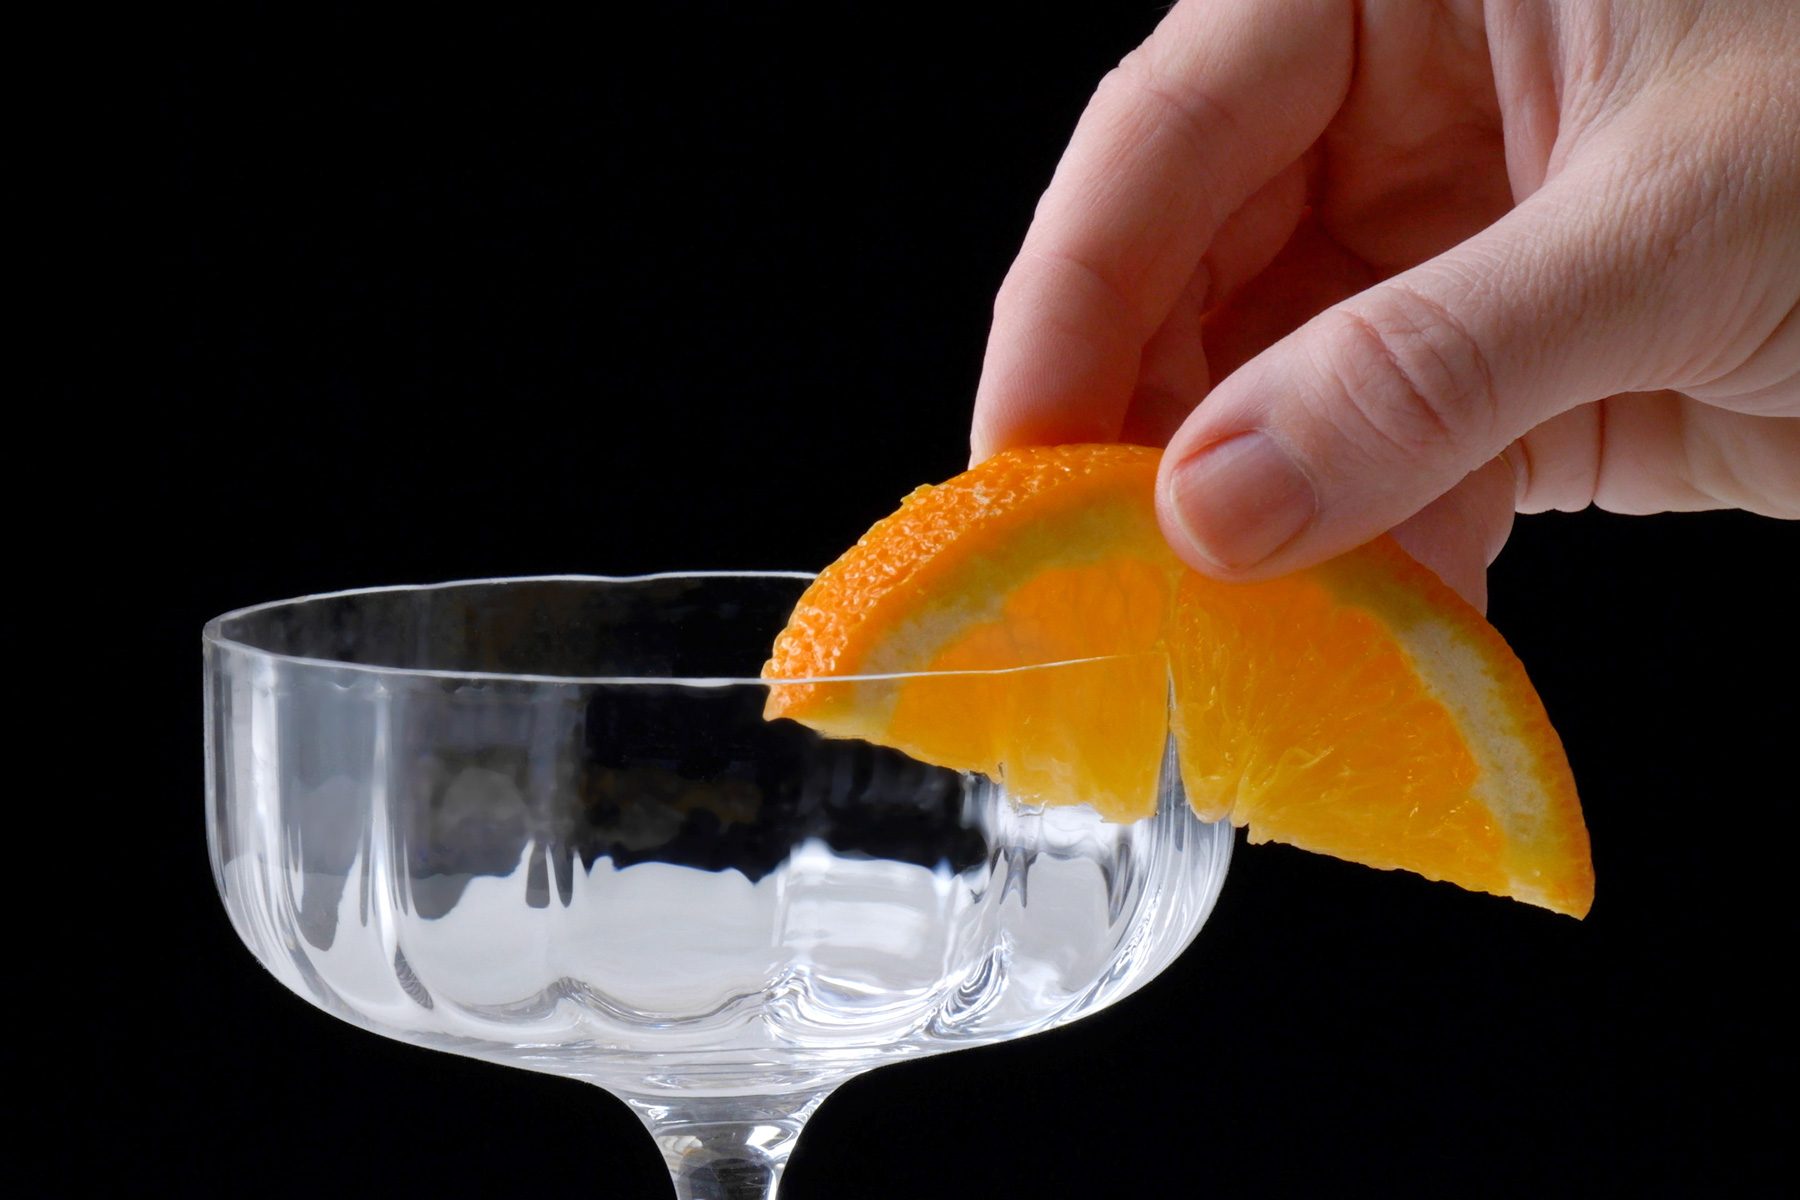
[36,4,1795,1196]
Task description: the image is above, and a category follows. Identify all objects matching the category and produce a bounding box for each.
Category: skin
[970,0,1800,609]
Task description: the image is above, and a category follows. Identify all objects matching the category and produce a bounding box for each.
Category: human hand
[970,0,1799,608]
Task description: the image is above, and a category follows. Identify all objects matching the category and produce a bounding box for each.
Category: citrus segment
[764,445,1174,818]
[762,444,1594,916]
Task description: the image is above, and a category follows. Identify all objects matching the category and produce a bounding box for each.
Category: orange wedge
[763,444,1593,917]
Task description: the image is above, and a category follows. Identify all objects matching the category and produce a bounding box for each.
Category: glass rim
[202,571,1146,687]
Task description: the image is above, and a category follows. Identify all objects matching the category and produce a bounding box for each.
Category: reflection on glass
[207,574,1231,1199]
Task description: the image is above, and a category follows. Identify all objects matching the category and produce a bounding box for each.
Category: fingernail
[1168,431,1316,570]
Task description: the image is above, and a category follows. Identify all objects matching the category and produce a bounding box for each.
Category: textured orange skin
[765,444,1166,708]
[763,445,1593,917]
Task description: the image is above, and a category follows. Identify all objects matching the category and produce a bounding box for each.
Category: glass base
[623,1089,836,1200]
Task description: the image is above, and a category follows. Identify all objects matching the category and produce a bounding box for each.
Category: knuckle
[1004,247,1140,342]
[1096,48,1241,181]
[1313,294,1499,461]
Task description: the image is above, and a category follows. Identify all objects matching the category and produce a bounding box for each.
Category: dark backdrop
[39,4,1794,1196]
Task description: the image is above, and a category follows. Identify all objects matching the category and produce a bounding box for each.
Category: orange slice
[763,444,1593,917]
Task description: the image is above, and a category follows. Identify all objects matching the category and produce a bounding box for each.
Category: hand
[970,0,1800,608]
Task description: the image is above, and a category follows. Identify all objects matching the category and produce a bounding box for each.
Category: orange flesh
[763,444,1593,916]
[1171,567,1505,898]
[890,561,1173,820]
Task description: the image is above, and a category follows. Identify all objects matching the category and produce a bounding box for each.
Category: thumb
[1155,131,1758,579]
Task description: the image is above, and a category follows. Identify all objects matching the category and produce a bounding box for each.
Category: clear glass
[205,574,1231,1198]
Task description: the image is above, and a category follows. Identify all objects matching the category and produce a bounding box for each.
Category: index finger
[971,0,1352,460]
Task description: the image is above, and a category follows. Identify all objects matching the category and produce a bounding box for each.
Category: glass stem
[625,1090,834,1200]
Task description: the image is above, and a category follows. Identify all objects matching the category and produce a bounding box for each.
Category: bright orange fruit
[763,444,1593,917]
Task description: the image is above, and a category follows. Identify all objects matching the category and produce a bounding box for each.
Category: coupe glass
[206,574,1231,1198]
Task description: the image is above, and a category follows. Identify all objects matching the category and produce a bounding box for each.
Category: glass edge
[200,572,1157,687]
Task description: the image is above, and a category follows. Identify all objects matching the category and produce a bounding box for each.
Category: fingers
[1512,394,1800,518]
[969,0,1352,462]
[1387,458,1518,613]
[1156,112,1794,578]
[1121,159,1314,446]
[1118,272,1208,449]
[1196,211,1376,385]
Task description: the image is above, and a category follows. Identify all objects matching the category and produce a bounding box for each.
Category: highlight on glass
[206,574,1231,1199]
